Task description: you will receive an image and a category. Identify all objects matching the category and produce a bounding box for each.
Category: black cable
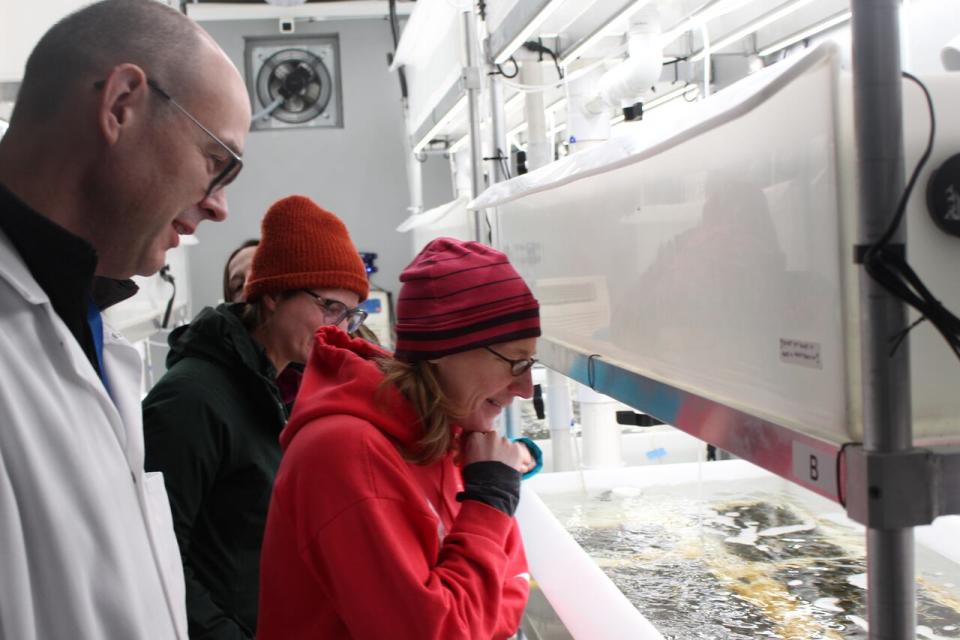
[835,442,859,508]
[499,156,512,179]
[483,149,512,180]
[388,0,408,99]
[523,40,563,80]
[492,56,519,79]
[158,265,176,329]
[586,354,602,389]
[663,56,688,84]
[861,73,960,361]
[496,147,512,180]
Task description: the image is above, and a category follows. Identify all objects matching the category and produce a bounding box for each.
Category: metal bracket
[844,444,960,528]
[461,66,483,91]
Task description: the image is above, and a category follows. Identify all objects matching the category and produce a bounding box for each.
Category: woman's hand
[514,442,535,474]
[462,431,525,471]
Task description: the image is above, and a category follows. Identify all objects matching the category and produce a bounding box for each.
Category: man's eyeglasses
[484,346,538,376]
[93,77,243,199]
[300,290,368,333]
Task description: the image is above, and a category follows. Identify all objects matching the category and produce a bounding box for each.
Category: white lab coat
[0,230,187,639]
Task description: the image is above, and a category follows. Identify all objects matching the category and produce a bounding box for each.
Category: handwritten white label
[780,338,822,369]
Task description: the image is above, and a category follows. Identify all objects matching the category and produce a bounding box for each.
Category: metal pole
[489,69,508,184]
[487,45,520,439]
[463,10,486,242]
[851,1,914,638]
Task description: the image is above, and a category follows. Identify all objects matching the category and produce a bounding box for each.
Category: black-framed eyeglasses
[484,346,538,376]
[300,290,368,333]
[93,77,243,199]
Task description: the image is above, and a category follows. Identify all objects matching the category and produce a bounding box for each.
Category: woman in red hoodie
[257,237,540,640]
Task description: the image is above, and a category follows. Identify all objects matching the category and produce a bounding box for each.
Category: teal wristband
[512,436,543,479]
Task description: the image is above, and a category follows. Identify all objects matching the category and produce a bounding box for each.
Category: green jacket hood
[166,303,277,382]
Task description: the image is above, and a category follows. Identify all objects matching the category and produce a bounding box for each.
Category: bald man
[0,1,251,638]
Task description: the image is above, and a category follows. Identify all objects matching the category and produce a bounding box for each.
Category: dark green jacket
[143,304,286,640]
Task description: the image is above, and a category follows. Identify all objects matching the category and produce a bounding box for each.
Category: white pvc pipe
[565,65,610,153]
[577,384,623,469]
[450,147,472,200]
[943,33,960,70]
[700,23,712,98]
[546,368,576,472]
[595,14,663,109]
[520,61,552,170]
[516,484,665,640]
[401,100,424,218]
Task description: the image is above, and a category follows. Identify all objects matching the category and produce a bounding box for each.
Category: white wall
[0,0,179,82]
[191,17,451,312]
[0,0,85,82]
[901,0,960,73]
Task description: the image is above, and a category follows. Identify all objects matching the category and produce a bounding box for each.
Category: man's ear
[97,63,149,146]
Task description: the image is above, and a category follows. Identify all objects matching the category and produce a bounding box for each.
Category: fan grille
[255,48,333,124]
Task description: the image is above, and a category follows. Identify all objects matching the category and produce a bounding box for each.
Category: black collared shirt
[0,182,137,376]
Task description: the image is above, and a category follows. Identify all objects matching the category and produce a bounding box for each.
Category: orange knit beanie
[244,195,369,302]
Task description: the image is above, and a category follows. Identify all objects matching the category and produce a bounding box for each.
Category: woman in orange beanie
[143,195,370,640]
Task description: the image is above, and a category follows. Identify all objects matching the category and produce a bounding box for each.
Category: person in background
[0,0,250,637]
[223,238,259,303]
[219,235,377,409]
[257,237,541,640]
[143,195,370,640]
[222,237,302,409]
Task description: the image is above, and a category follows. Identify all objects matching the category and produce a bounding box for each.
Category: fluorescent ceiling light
[689,0,817,61]
[412,96,468,154]
[494,0,568,64]
[560,0,652,64]
[757,9,852,57]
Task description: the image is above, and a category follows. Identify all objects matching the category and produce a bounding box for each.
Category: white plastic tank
[471,43,960,447]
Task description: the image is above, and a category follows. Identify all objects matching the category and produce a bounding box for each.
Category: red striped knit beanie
[394,237,540,361]
[244,195,369,302]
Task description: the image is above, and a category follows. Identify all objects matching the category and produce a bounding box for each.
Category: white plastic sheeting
[469,42,960,445]
[396,196,473,254]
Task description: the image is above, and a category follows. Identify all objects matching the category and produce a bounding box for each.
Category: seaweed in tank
[543,490,960,640]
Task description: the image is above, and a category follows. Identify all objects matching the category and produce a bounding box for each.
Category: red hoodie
[257,327,529,639]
